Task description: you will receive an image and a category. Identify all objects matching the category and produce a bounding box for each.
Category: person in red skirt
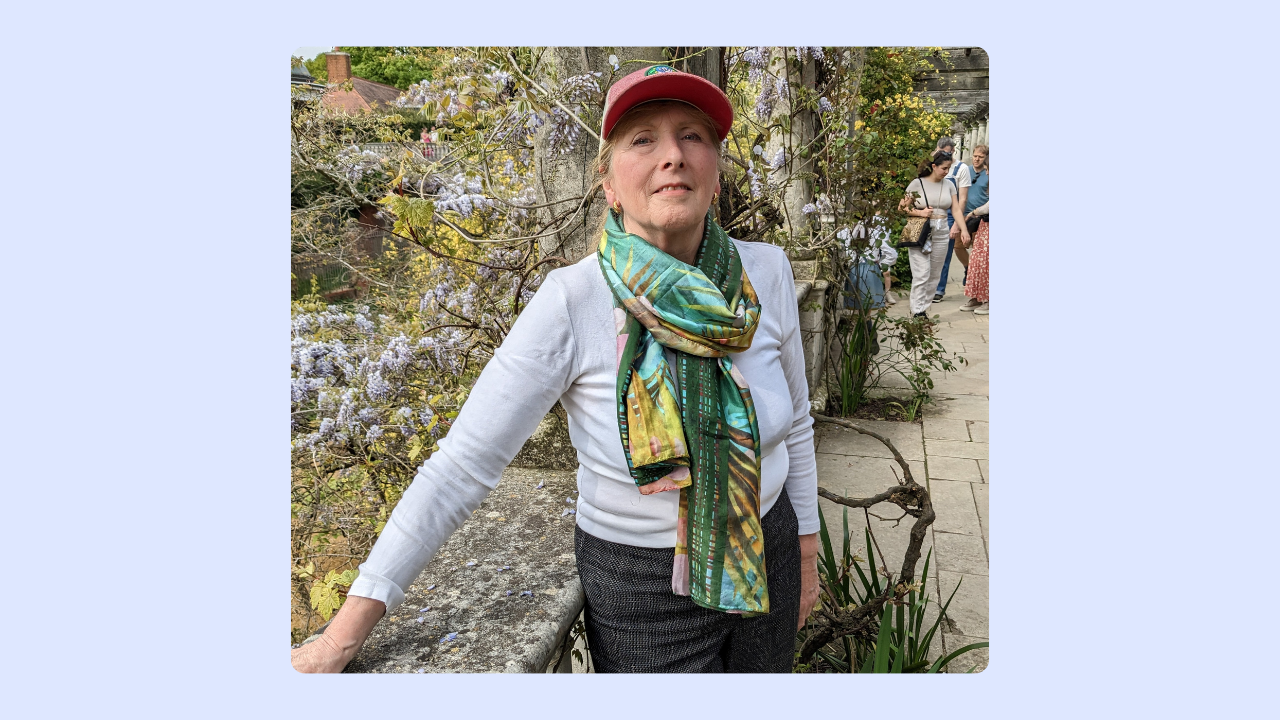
[962,198,990,315]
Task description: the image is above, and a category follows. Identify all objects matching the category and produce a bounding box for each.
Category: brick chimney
[326,51,351,84]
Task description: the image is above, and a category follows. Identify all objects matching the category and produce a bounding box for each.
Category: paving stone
[815,420,924,461]
[940,633,989,673]
[953,349,987,370]
[968,421,989,443]
[938,330,987,342]
[923,418,969,441]
[925,439,988,460]
[932,530,988,576]
[931,375,989,396]
[928,480,983,537]
[875,372,914,389]
[971,483,988,546]
[935,571,988,639]
[924,394,988,421]
[815,453,927,498]
[977,459,988,482]
[927,456,984,483]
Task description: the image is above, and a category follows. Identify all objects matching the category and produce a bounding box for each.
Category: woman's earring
[612,201,622,213]
[712,192,719,204]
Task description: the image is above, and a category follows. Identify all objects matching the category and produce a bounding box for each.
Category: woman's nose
[659,137,686,169]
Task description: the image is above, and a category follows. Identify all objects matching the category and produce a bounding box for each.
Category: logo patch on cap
[644,65,676,76]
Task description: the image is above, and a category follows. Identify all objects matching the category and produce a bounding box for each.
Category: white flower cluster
[540,72,603,156]
[329,145,386,185]
[434,173,494,219]
[754,75,789,121]
[740,47,771,84]
[793,47,825,63]
[291,306,451,450]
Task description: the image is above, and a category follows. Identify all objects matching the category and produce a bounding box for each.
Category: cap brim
[602,74,733,142]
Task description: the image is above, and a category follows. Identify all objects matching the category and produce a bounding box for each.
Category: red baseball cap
[601,65,733,142]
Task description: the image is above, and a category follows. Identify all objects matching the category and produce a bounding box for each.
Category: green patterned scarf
[597,209,769,615]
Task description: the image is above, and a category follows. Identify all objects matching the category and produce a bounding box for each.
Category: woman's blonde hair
[587,100,725,246]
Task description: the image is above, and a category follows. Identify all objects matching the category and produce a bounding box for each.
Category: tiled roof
[323,76,403,113]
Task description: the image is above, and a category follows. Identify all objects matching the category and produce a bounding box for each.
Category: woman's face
[603,104,721,243]
[931,159,952,181]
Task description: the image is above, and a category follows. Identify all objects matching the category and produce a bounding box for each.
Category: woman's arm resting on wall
[291,276,578,673]
[291,596,386,673]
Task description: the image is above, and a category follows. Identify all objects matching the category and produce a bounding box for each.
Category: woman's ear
[603,179,616,207]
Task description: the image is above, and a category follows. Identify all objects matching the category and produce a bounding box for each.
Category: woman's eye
[683,132,703,141]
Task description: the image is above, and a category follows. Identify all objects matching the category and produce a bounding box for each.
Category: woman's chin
[650,206,706,234]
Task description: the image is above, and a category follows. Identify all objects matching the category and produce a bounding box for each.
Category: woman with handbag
[899,150,970,318]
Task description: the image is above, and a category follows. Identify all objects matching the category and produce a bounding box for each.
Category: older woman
[900,151,970,317]
[291,65,820,674]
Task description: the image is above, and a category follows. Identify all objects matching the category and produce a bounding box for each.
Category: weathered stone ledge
[321,466,584,673]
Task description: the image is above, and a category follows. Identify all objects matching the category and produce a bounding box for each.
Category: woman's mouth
[653,184,692,194]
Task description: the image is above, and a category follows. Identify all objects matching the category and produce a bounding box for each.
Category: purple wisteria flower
[741,47,770,84]
[769,148,787,172]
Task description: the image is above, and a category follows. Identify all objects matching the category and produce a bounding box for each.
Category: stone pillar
[532,47,667,263]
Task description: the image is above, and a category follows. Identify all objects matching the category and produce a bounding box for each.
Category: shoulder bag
[897,180,934,249]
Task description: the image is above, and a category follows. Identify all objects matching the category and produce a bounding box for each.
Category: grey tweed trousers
[573,488,801,673]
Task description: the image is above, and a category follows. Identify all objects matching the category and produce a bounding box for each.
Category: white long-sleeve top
[348,240,819,611]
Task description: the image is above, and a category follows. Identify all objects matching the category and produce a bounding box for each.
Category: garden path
[813,267,989,672]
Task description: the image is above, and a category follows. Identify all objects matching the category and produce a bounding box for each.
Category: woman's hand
[798,533,820,630]
[291,595,386,673]
[291,632,355,673]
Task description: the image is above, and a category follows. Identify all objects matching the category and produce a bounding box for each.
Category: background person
[933,136,971,302]
[958,145,989,311]
[900,150,969,318]
[291,65,820,674]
